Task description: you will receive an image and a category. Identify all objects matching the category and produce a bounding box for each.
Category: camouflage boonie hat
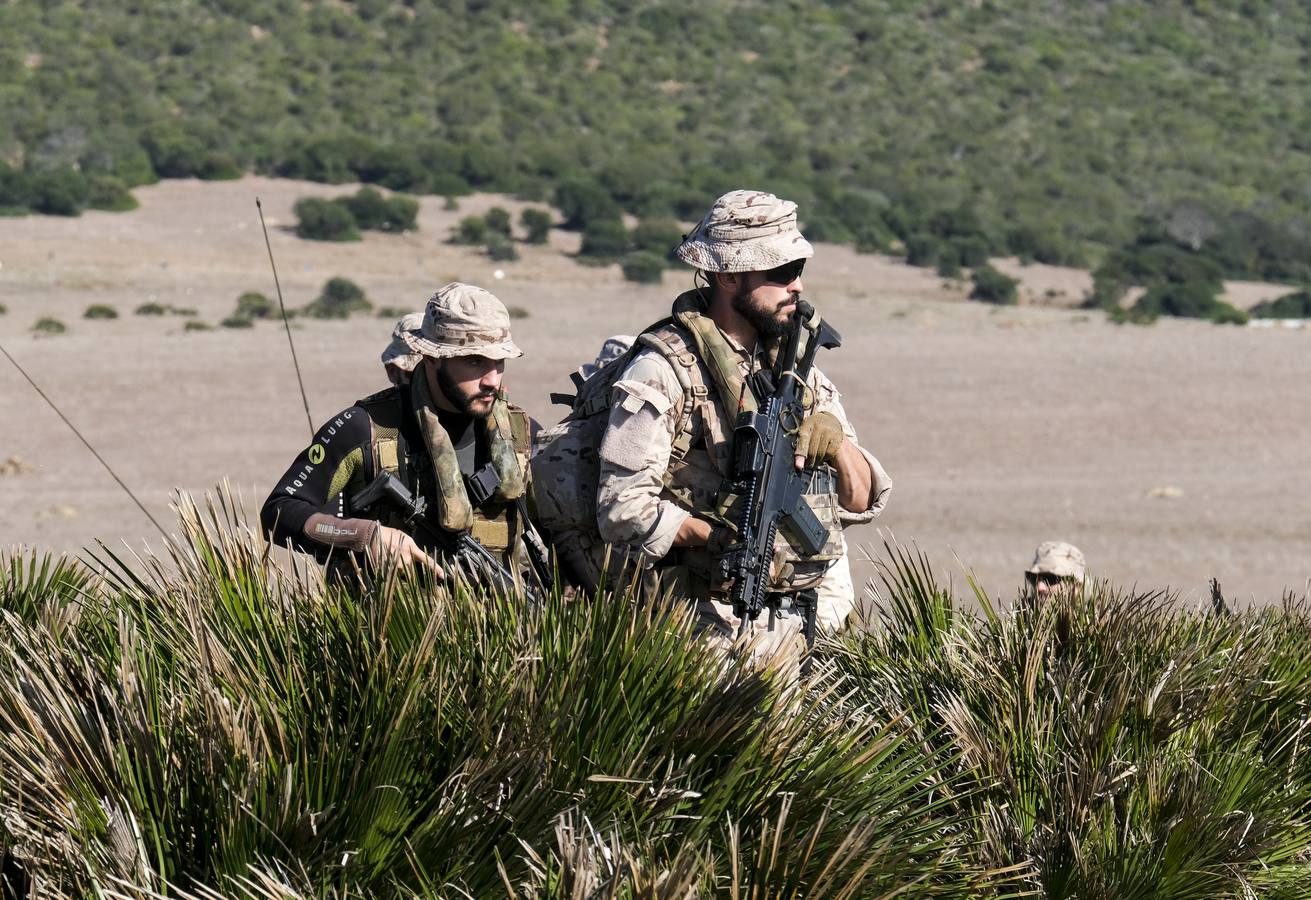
[674,189,815,273]
[579,334,635,380]
[1027,541,1086,580]
[402,282,524,361]
[380,311,424,372]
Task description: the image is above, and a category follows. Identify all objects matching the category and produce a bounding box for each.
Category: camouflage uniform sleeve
[810,366,892,524]
[596,350,691,561]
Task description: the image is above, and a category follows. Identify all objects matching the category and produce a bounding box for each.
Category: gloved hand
[793,410,844,469]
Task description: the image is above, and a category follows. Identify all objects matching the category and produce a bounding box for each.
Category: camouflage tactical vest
[531,292,843,595]
[344,386,533,556]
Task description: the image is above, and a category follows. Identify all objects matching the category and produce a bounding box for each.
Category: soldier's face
[728,265,804,340]
[1027,572,1075,599]
[429,355,504,418]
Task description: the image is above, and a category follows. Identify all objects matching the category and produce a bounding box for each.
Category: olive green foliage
[485,232,518,262]
[1250,289,1311,318]
[631,218,684,265]
[83,303,118,319]
[1091,225,1253,323]
[134,302,167,315]
[235,291,274,319]
[450,214,488,245]
[1,0,1310,282]
[621,251,665,284]
[374,305,408,319]
[0,303,7,315]
[294,196,359,242]
[483,206,511,236]
[301,276,371,319]
[969,264,1019,305]
[85,174,137,211]
[520,207,552,244]
[31,317,66,334]
[220,315,253,328]
[507,305,530,319]
[183,320,212,332]
[343,187,418,233]
[169,305,197,317]
[4,504,1311,896]
[578,219,630,261]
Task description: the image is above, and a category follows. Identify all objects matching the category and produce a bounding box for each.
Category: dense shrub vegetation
[1250,289,1311,319]
[2,1,1308,278]
[0,502,1308,896]
[82,303,117,319]
[301,276,371,319]
[969,264,1019,305]
[294,188,417,241]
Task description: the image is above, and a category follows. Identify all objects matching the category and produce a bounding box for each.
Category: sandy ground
[1,177,1307,608]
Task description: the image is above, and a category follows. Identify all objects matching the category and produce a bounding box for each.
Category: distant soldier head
[380,311,424,386]
[401,282,523,418]
[1025,541,1087,599]
[578,334,636,381]
[675,189,814,339]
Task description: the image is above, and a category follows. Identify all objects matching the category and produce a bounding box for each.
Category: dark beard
[731,286,791,340]
[436,362,495,419]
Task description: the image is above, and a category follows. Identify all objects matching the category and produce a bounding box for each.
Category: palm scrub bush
[301,277,371,319]
[31,317,66,334]
[0,493,999,897]
[822,543,1311,897]
[134,302,167,316]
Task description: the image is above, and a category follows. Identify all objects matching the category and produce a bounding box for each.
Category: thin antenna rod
[256,197,314,438]
[0,341,168,539]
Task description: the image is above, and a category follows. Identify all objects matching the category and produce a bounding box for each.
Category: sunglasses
[1026,572,1071,589]
[761,258,805,285]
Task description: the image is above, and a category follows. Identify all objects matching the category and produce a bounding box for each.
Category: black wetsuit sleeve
[260,407,375,555]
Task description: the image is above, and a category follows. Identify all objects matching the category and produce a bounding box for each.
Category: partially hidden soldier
[381,311,424,386]
[1025,541,1087,600]
[532,190,891,663]
[261,283,539,589]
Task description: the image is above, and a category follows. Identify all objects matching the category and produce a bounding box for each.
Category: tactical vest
[336,386,533,558]
[531,292,844,596]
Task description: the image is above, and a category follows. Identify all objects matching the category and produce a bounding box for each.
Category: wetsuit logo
[308,444,326,464]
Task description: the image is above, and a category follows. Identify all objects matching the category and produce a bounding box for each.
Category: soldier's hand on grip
[369,525,445,580]
[793,410,844,469]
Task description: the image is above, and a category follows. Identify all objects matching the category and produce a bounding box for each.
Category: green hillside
[2,0,1310,286]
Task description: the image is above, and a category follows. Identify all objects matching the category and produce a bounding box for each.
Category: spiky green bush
[826,543,1311,898]
[0,496,988,897]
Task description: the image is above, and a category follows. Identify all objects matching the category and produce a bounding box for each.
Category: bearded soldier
[1024,541,1087,600]
[261,282,537,583]
[588,190,891,654]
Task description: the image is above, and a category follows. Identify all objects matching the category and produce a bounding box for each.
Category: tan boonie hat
[675,189,815,273]
[1026,541,1087,580]
[380,311,424,372]
[579,334,636,380]
[401,282,524,360]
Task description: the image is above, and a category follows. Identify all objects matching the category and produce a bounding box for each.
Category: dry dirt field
[1,177,1307,608]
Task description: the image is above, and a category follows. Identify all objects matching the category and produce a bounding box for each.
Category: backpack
[530,317,708,538]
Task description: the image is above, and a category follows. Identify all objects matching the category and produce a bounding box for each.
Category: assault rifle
[718,298,841,648]
[349,471,546,602]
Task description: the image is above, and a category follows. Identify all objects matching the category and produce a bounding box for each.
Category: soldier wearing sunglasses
[589,189,892,664]
[1024,541,1087,599]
